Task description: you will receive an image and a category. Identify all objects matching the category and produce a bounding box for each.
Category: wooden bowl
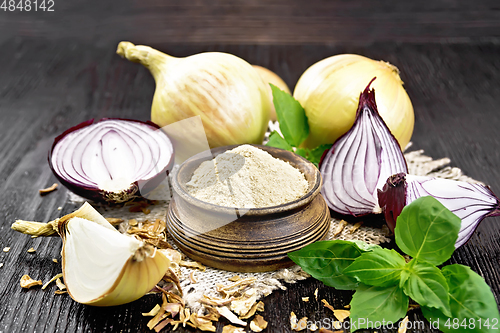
[166,144,331,272]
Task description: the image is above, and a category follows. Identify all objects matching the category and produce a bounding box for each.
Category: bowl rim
[171,144,323,216]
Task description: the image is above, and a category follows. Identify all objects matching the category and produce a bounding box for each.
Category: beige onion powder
[186,145,309,208]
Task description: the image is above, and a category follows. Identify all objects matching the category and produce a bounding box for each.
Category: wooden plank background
[1,0,500,45]
[0,1,499,332]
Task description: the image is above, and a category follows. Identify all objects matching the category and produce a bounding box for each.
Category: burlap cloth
[68,139,480,315]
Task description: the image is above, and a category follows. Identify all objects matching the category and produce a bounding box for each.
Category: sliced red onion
[319,78,408,216]
[378,173,500,248]
[49,118,174,203]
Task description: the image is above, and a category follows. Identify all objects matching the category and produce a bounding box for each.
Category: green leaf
[395,196,460,266]
[350,240,383,252]
[287,240,368,290]
[294,148,309,159]
[400,268,411,287]
[308,144,332,165]
[296,145,332,163]
[402,260,451,317]
[266,131,293,151]
[349,284,409,330]
[270,84,309,147]
[344,248,406,287]
[421,264,500,333]
[295,144,333,167]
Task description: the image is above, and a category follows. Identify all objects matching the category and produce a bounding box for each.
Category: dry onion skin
[117,42,271,149]
[49,118,174,203]
[293,54,414,149]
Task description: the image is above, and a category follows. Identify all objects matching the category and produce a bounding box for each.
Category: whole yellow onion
[293,54,414,149]
[117,42,271,148]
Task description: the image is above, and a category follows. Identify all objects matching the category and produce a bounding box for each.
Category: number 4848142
[444,318,499,330]
[1,0,54,11]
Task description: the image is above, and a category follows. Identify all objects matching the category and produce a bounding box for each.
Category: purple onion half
[378,173,500,248]
[319,78,408,216]
[49,118,175,203]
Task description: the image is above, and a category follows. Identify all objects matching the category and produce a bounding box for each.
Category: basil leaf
[400,268,411,287]
[395,196,460,266]
[270,84,309,147]
[294,144,333,167]
[295,144,332,167]
[309,144,332,163]
[349,240,383,252]
[349,284,409,329]
[344,248,406,287]
[402,260,451,317]
[266,131,293,151]
[294,148,309,160]
[421,264,500,333]
[287,240,367,290]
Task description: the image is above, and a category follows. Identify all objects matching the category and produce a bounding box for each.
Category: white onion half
[55,202,171,306]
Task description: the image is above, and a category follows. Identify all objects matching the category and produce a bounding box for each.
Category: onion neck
[116,42,174,80]
[355,77,378,118]
[486,191,500,217]
[487,206,500,217]
[378,60,403,84]
[11,219,59,237]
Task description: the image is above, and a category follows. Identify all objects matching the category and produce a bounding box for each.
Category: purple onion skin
[377,173,407,231]
[378,172,500,248]
[48,118,175,203]
[319,78,408,216]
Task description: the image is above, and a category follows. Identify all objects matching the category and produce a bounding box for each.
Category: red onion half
[319,79,408,216]
[378,173,500,248]
[49,118,174,203]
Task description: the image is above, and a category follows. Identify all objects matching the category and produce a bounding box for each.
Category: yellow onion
[12,202,171,306]
[117,42,271,148]
[293,54,414,149]
[252,65,291,121]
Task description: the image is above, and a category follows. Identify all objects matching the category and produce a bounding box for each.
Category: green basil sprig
[288,196,500,331]
[266,84,331,167]
[287,240,373,290]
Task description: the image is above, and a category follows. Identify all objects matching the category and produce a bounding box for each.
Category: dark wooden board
[1,2,500,332]
[1,37,499,333]
[1,0,500,45]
